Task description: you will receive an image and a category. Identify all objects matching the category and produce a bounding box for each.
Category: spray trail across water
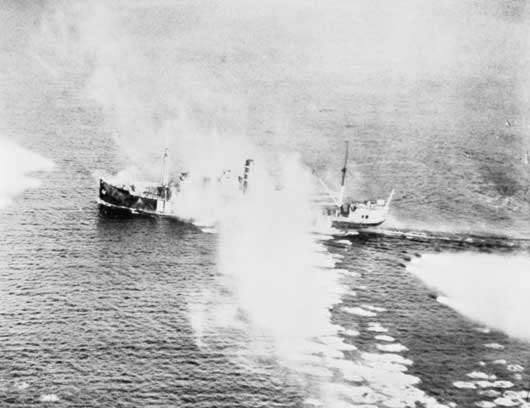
[0,138,54,209]
[409,252,530,340]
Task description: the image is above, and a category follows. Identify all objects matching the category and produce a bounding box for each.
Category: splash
[409,252,530,339]
[217,156,343,345]
[188,156,449,408]
[0,138,54,209]
[190,155,350,404]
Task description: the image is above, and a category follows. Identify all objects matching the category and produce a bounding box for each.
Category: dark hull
[99,179,158,211]
[98,179,200,225]
[98,202,137,218]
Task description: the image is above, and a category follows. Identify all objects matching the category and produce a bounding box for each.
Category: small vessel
[98,148,253,226]
[315,141,394,230]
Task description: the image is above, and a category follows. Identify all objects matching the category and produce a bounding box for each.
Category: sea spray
[182,154,451,407]
[215,155,349,401]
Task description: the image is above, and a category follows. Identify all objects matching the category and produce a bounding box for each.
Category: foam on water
[361,352,413,367]
[478,390,502,397]
[0,138,54,209]
[377,343,409,353]
[366,322,388,333]
[14,381,29,391]
[409,253,530,340]
[343,306,378,317]
[475,380,514,389]
[485,343,505,350]
[494,396,521,407]
[454,381,477,389]
[361,304,387,313]
[40,394,59,403]
[375,335,395,342]
[475,327,492,334]
[341,329,360,337]
[468,371,497,380]
[475,401,496,408]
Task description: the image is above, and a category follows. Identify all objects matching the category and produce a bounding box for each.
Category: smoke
[218,155,337,338]
[0,138,54,209]
[409,252,530,340]
[193,156,448,407]
[206,154,351,404]
[36,0,257,181]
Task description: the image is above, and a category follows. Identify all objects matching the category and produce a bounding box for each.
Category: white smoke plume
[0,137,55,209]
[409,252,530,340]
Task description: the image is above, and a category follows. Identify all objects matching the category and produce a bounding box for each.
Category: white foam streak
[343,307,377,317]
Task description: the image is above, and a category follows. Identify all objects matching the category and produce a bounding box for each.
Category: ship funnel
[242,159,253,194]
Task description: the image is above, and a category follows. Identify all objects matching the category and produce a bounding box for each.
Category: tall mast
[338,140,349,207]
[161,148,169,212]
[162,148,169,187]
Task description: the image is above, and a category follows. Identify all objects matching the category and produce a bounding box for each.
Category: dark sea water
[1,1,530,407]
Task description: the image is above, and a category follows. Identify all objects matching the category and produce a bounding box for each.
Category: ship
[315,141,394,230]
[98,148,253,226]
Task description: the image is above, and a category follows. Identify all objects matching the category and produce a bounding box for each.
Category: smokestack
[243,159,253,194]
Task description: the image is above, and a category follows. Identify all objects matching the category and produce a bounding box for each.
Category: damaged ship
[98,148,253,226]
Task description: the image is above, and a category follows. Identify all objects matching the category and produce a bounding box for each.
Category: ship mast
[338,140,349,207]
[161,148,169,211]
[162,148,169,187]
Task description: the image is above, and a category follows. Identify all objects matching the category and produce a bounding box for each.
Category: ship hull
[332,219,385,230]
[98,179,201,225]
[98,199,193,223]
[98,200,137,218]
[99,179,158,211]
